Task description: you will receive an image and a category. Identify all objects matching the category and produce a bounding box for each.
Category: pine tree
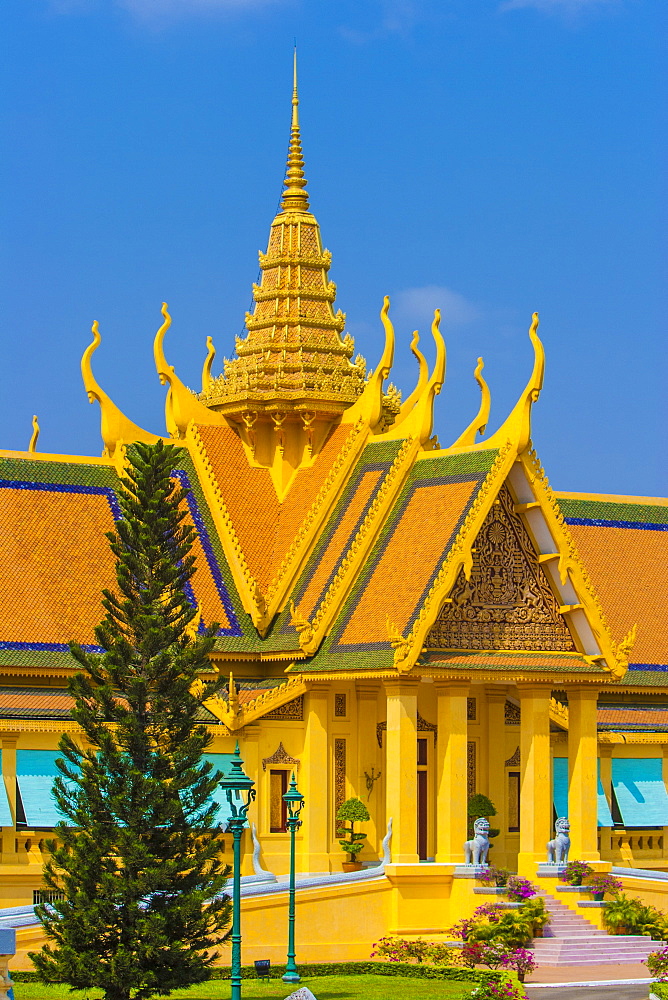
[30,441,232,1000]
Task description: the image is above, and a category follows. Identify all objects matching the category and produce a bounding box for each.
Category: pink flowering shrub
[506,876,536,902]
[646,945,668,981]
[468,973,527,999]
[370,936,460,966]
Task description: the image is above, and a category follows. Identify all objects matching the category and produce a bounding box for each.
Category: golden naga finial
[227,672,240,715]
[450,357,492,448]
[386,616,412,670]
[201,336,216,395]
[398,330,429,419]
[609,623,638,680]
[28,415,40,453]
[289,600,316,653]
[343,296,395,430]
[81,320,162,459]
[153,303,227,438]
[483,311,544,454]
[380,306,445,445]
[280,48,310,214]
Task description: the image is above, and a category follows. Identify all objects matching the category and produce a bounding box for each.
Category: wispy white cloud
[499,0,619,12]
[391,285,480,329]
[339,0,420,45]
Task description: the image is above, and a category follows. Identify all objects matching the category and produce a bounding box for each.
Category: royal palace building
[1,60,667,913]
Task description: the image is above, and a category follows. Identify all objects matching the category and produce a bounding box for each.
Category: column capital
[516,683,553,698]
[355,681,381,699]
[599,744,613,759]
[484,685,509,703]
[383,678,420,695]
[434,680,470,695]
[567,685,600,701]
[0,737,17,749]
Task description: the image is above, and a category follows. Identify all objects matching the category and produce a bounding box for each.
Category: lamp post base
[282,972,301,984]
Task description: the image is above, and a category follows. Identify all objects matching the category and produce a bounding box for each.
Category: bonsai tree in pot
[336,797,370,871]
[467,793,500,841]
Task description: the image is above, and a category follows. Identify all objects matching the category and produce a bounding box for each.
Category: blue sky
[1,0,665,496]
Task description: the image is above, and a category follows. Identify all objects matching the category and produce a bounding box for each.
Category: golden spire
[281,49,309,213]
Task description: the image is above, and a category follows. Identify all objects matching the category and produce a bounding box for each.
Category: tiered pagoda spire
[200,52,367,423]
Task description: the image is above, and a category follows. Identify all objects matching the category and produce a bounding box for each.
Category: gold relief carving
[262,742,300,772]
[505,701,521,725]
[467,697,477,722]
[425,486,576,653]
[334,693,347,718]
[262,695,304,722]
[504,746,520,767]
[375,712,437,749]
[467,741,476,798]
[334,738,346,814]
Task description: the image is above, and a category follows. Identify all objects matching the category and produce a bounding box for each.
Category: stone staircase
[532,890,664,966]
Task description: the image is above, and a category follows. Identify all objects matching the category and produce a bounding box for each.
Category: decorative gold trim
[262,742,300,772]
[204,676,308,730]
[504,746,520,767]
[375,712,438,748]
[449,358,491,449]
[467,740,476,798]
[505,700,520,725]
[334,737,347,815]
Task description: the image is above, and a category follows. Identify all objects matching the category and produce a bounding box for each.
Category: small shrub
[370,936,460,966]
[336,797,369,857]
[477,865,511,888]
[586,872,623,896]
[468,973,526,999]
[506,876,536,902]
[501,946,536,980]
[646,945,668,981]
[560,860,594,886]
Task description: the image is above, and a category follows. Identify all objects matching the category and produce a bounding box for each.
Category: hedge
[11,962,507,984]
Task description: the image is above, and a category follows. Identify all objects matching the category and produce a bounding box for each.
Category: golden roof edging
[395,439,517,673]
[550,696,569,729]
[205,677,309,730]
[263,417,369,617]
[342,296,395,432]
[382,308,445,447]
[520,448,636,681]
[294,435,419,656]
[0,450,113,466]
[153,303,230,438]
[598,732,668,745]
[81,320,166,459]
[397,330,429,419]
[449,358,491,449]
[186,422,268,632]
[0,720,81,733]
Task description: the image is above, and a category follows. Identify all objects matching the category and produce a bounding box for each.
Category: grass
[12,974,477,999]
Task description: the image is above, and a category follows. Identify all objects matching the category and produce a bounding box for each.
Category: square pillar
[517,684,552,875]
[384,680,419,864]
[300,685,331,872]
[568,687,600,861]
[356,682,381,859]
[1,738,17,864]
[485,688,508,864]
[435,683,469,864]
[599,745,613,859]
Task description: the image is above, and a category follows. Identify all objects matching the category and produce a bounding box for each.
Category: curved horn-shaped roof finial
[380,307,446,445]
[82,321,163,458]
[397,330,429,419]
[483,312,544,453]
[342,296,395,431]
[28,415,40,454]
[153,303,228,438]
[201,336,216,395]
[449,357,491,449]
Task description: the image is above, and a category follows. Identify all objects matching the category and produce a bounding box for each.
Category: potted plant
[560,860,594,887]
[602,892,646,935]
[519,896,551,938]
[477,865,511,888]
[468,793,500,842]
[586,872,622,901]
[336,796,370,872]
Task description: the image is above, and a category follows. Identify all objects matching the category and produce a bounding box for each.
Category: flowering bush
[586,872,623,896]
[560,860,594,886]
[370,936,460,966]
[473,902,503,922]
[477,865,511,887]
[462,940,508,969]
[506,876,536,902]
[646,945,668,981]
[468,973,527,999]
[501,946,536,979]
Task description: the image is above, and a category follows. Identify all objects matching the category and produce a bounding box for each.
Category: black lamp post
[281,771,305,985]
[221,742,256,1000]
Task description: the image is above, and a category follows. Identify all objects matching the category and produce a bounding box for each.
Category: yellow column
[517,685,552,875]
[663,746,668,863]
[300,684,331,872]
[486,688,508,866]
[356,682,381,859]
[435,683,469,864]
[599,745,613,860]
[1,737,17,864]
[384,680,419,864]
[568,687,600,861]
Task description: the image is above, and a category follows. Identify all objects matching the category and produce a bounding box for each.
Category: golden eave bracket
[201,674,307,730]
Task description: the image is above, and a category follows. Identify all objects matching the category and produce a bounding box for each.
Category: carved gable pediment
[425,485,575,653]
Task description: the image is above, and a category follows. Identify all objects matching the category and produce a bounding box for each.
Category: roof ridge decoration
[81,320,165,460]
[397,330,429,419]
[382,308,445,446]
[343,297,396,432]
[186,421,269,632]
[28,415,40,453]
[153,303,230,438]
[521,447,637,680]
[202,674,307,730]
[290,435,418,656]
[449,358,491,448]
[201,336,216,395]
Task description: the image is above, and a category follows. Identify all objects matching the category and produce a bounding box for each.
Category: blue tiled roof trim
[0,640,105,654]
[627,663,668,672]
[565,516,668,532]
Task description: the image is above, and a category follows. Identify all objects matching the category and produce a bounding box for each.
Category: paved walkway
[527,963,652,984]
[525,988,650,999]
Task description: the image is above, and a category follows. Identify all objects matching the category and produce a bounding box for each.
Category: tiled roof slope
[557,491,668,686]
[292,448,500,673]
[0,451,259,670]
[194,422,353,592]
[0,687,221,723]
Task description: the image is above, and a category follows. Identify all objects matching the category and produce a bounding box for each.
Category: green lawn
[12,975,476,999]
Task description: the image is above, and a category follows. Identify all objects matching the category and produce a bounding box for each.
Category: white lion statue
[547,817,571,863]
[464,817,490,865]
